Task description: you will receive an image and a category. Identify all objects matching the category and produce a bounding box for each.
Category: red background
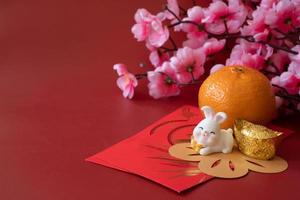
[1,0,300,199]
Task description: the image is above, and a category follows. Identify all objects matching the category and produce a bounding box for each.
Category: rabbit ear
[214,112,227,124]
[201,106,215,119]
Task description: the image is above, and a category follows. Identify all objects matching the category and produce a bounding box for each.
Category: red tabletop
[1,1,300,199]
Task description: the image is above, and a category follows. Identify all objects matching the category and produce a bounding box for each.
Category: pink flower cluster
[131,9,169,49]
[113,64,137,99]
[211,0,300,110]
[113,0,300,113]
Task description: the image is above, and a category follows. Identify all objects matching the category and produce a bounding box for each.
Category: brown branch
[165,6,181,22]
[169,35,178,50]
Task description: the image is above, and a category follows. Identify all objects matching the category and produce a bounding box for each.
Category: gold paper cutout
[169,143,288,178]
[197,150,249,178]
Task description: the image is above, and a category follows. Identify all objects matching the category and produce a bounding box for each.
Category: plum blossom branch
[114,0,300,114]
[273,28,300,44]
[165,6,298,55]
[272,84,300,102]
[223,19,229,37]
[169,36,178,50]
[165,5,181,22]
[248,38,298,55]
[169,17,298,55]
[261,69,280,76]
[135,73,148,80]
[159,46,177,53]
[270,63,281,74]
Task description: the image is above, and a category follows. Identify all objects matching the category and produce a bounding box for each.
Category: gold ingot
[234,119,283,160]
[190,136,203,153]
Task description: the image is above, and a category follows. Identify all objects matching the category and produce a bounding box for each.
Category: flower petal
[113,63,128,76]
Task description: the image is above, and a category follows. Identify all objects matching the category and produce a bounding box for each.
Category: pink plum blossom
[271,71,300,94]
[113,64,138,99]
[165,0,181,31]
[131,9,169,48]
[260,0,279,9]
[149,50,170,68]
[113,63,128,76]
[292,0,300,6]
[265,0,300,32]
[265,46,274,59]
[170,47,205,84]
[202,38,226,56]
[202,0,248,34]
[268,51,290,72]
[182,31,208,49]
[226,43,266,70]
[253,29,270,42]
[226,52,265,70]
[210,64,225,74]
[244,41,273,59]
[240,6,270,42]
[181,6,206,32]
[212,40,270,73]
[275,96,284,108]
[288,61,300,78]
[147,62,180,99]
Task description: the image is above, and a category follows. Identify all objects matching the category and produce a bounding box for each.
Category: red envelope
[86,105,293,193]
[86,105,212,192]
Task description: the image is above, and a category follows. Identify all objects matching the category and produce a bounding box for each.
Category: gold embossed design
[169,143,288,178]
[234,120,283,160]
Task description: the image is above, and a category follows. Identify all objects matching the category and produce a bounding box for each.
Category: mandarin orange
[198,66,276,128]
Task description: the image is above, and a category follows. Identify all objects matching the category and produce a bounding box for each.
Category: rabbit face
[192,106,227,147]
[193,118,220,146]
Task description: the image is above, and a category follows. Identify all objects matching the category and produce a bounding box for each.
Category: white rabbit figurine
[192,106,234,156]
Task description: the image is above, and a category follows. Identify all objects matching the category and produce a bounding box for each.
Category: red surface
[1,0,300,199]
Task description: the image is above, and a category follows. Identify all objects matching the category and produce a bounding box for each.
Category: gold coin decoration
[190,136,203,152]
